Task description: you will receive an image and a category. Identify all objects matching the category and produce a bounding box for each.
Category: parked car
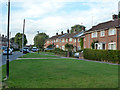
[32,47,38,52]
[23,47,30,54]
[3,48,13,55]
[44,48,54,51]
[74,51,83,58]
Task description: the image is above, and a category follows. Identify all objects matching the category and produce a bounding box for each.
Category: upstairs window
[66,39,68,42]
[100,31,105,37]
[109,29,116,35]
[69,38,72,42]
[91,32,97,38]
[62,39,64,42]
[74,39,76,42]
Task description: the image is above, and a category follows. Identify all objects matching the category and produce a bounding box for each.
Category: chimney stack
[82,27,86,31]
[61,31,63,35]
[67,29,69,33]
[74,29,77,33]
[112,14,118,20]
[56,33,58,36]
[2,35,4,38]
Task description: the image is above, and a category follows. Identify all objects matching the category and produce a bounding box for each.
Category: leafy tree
[34,32,49,49]
[14,33,27,48]
[65,43,74,52]
[70,24,85,33]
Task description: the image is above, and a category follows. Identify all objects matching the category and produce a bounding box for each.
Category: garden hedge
[83,49,120,63]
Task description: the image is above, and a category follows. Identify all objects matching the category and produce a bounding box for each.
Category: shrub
[83,49,120,63]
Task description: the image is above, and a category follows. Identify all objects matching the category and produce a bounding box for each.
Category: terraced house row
[44,15,120,51]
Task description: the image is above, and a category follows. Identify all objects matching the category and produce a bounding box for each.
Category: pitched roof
[59,31,81,39]
[87,19,120,32]
[47,34,64,41]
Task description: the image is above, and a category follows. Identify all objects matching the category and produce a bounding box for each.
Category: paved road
[0,51,24,66]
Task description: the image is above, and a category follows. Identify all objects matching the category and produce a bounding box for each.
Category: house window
[56,45,59,48]
[78,38,80,42]
[69,38,72,42]
[100,31,105,37]
[56,39,58,42]
[91,32,97,38]
[108,42,116,50]
[62,45,65,50]
[54,40,56,43]
[74,39,76,42]
[108,29,116,35]
[62,39,64,42]
[66,39,68,42]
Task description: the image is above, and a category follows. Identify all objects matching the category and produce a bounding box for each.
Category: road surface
[0,51,24,66]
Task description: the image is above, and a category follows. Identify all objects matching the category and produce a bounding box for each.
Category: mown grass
[2,57,118,88]
[19,52,60,58]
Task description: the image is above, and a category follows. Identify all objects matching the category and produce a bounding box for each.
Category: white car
[3,48,13,55]
[74,52,80,58]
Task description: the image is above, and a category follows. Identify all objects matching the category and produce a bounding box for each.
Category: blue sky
[1,0,119,44]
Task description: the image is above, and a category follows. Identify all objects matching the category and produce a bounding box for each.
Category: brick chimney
[56,33,58,36]
[112,14,118,20]
[74,29,77,33]
[61,31,63,35]
[82,27,85,31]
[67,29,69,33]
[2,35,4,38]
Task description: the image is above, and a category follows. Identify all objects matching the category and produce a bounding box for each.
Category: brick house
[44,29,85,51]
[84,16,120,50]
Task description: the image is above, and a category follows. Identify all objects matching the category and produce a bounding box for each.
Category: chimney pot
[56,33,58,36]
[82,27,85,31]
[61,31,63,35]
[112,14,118,20]
[67,29,69,33]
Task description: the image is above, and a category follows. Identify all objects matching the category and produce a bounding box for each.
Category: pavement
[0,51,24,67]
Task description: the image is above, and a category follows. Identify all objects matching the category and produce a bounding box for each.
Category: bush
[83,49,120,63]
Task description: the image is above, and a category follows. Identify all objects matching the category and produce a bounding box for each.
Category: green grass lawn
[19,52,60,58]
[2,55,118,88]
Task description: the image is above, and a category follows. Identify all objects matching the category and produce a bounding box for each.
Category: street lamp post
[22,19,25,53]
[6,0,10,79]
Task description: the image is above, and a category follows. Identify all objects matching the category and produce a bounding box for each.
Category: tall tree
[70,24,85,33]
[34,33,49,49]
[14,33,27,48]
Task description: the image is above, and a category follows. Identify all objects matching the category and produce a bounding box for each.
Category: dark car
[23,48,30,54]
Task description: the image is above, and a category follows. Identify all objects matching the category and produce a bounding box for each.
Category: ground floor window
[95,43,106,50]
[108,42,116,50]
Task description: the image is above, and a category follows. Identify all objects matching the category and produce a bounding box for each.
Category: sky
[0,0,120,45]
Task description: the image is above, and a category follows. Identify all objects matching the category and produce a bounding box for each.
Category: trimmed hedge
[83,49,120,63]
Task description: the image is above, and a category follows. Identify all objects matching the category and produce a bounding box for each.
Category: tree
[14,33,27,48]
[65,43,74,57]
[34,32,49,49]
[70,24,85,33]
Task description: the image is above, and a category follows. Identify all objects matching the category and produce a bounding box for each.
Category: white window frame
[91,32,97,38]
[78,38,80,42]
[108,29,116,36]
[69,38,72,42]
[66,39,68,42]
[56,45,59,48]
[108,42,116,50]
[100,31,105,37]
[74,39,76,42]
[62,39,64,42]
